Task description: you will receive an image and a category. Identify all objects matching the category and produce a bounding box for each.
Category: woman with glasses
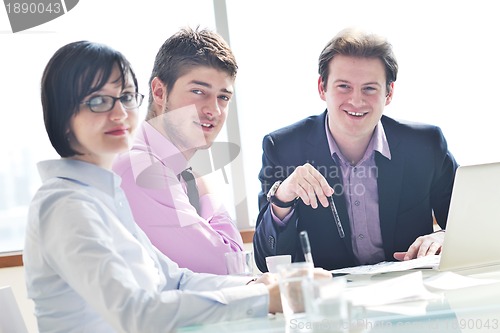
[23,40,283,333]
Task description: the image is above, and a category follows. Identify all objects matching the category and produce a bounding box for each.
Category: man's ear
[318,76,327,101]
[151,77,167,107]
[385,82,394,106]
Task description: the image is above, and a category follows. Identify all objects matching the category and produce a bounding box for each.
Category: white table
[177,269,500,333]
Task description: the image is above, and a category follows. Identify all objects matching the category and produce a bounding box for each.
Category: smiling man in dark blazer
[253,28,459,272]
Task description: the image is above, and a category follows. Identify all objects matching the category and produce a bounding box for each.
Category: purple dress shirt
[271,117,391,265]
[113,121,244,275]
[325,118,390,264]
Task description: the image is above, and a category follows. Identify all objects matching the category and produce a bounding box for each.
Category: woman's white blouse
[24,159,267,333]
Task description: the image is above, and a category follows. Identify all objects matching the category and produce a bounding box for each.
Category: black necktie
[180,167,200,214]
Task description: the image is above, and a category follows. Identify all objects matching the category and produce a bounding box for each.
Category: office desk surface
[177,269,500,333]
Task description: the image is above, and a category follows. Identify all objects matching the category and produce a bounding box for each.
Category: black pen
[329,196,345,238]
[299,230,314,265]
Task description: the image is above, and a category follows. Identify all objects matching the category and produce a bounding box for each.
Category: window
[0,0,218,253]
[2,0,500,253]
[226,0,500,225]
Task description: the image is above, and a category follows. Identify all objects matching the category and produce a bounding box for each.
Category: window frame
[0,252,23,268]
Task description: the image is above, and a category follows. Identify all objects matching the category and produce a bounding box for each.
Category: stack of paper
[331,255,440,275]
[344,271,437,307]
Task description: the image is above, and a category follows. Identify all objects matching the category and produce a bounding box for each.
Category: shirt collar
[324,115,391,165]
[133,121,189,176]
[38,159,120,196]
[372,120,391,160]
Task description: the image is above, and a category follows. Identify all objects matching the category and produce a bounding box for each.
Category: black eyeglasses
[80,92,144,113]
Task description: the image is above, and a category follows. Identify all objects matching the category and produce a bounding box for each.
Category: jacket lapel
[305,111,356,262]
[376,116,404,258]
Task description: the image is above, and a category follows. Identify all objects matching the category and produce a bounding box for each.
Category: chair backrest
[0,285,29,333]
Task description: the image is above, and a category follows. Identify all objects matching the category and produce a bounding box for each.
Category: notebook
[437,162,500,272]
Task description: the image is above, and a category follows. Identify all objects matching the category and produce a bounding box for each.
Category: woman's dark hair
[41,41,138,157]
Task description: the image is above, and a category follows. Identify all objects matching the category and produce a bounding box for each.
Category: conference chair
[0,285,29,333]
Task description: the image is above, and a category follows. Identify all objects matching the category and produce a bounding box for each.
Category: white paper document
[331,255,440,275]
[423,271,500,290]
[344,271,438,307]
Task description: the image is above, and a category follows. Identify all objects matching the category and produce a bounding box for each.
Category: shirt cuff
[221,283,269,318]
[270,205,295,227]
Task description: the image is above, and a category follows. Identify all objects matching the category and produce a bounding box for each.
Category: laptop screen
[439,162,500,271]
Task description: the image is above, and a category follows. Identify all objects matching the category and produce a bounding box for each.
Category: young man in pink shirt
[113,27,244,274]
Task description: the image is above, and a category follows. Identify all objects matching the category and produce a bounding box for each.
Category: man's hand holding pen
[270,163,334,220]
[268,163,345,239]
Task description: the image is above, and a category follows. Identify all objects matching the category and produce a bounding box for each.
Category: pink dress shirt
[113,121,244,274]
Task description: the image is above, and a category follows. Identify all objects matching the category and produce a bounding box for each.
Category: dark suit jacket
[253,111,459,271]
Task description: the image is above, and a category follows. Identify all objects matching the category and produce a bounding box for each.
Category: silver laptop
[438,162,500,272]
